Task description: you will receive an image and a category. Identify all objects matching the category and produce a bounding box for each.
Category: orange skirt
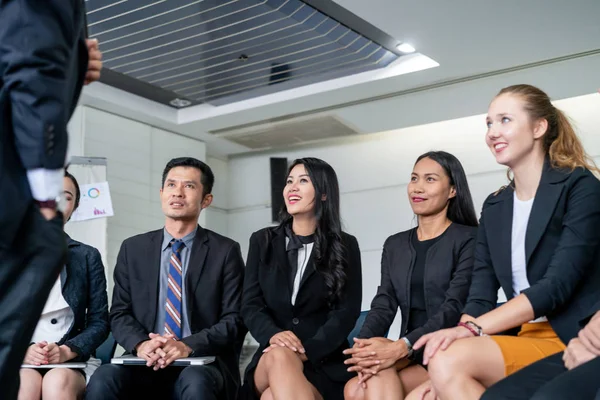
[491,321,566,376]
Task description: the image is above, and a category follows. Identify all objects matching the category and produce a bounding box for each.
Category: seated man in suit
[86,157,245,400]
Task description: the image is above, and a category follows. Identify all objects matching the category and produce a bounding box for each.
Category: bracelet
[458,322,479,336]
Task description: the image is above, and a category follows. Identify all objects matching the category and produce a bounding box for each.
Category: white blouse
[31,277,74,344]
[287,239,314,306]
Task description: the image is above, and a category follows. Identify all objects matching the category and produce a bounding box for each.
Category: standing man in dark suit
[0,1,102,398]
[86,157,246,400]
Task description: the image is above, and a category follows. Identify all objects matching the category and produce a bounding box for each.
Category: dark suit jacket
[241,225,362,384]
[110,226,246,400]
[57,236,109,361]
[360,224,477,346]
[463,161,600,343]
[0,0,88,248]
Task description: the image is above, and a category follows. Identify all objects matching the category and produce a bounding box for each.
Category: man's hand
[85,39,102,85]
[157,338,192,369]
[563,338,597,370]
[40,207,57,221]
[135,335,171,367]
[24,342,48,366]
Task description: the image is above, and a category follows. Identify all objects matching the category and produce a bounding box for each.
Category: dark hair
[161,157,215,196]
[278,157,347,306]
[415,151,478,227]
[64,170,81,211]
[496,84,598,173]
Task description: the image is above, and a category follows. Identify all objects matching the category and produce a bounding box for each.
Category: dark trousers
[86,363,225,400]
[0,206,66,400]
[482,352,600,400]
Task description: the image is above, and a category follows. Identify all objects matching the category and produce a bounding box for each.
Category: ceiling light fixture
[396,43,416,53]
[170,98,192,108]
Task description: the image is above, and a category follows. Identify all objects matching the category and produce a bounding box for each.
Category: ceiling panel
[86,0,403,107]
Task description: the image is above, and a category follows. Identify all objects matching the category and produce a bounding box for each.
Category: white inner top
[31,277,74,343]
[286,238,314,306]
[511,192,547,323]
[511,192,534,297]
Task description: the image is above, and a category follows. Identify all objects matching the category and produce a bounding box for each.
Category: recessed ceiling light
[170,98,192,108]
[396,43,416,53]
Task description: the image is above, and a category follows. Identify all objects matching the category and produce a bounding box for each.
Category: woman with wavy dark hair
[343,151,478,400]
[241,157,362,400]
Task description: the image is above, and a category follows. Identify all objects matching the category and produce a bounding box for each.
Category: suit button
[292,318,299,325]
[50,318,58,324]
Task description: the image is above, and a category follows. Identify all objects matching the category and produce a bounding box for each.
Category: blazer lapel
[185,226,209,323]
[271,226,293,299]
[298,251,317,289]
[485,186,514,298]
[146,230,163,328]
[525,162,569,265]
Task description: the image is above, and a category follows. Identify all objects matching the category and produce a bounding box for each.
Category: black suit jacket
[110,226,246,399]
[0,0,88,248]
[463,161,600,343]
[241,225,362,383]
[360,224,477,346]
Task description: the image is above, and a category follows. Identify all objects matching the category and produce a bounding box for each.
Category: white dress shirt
[26,168,64,201]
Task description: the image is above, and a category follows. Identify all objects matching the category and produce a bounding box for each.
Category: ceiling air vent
[209,115,361,150]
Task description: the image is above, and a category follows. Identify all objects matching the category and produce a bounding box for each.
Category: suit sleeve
[580,299,600,327]
[405,232,476,344]
[109,241,151,354]
[463,199,501,318]
[64,247,109,360]
[303,235,362,365]
[522,172,600,318]
[358,238,398,338]
[240,232,283,346]
[181,242,245,355]
[0,0,83,170]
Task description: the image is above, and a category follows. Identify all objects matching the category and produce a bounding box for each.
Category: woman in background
[409,84,600,400]
[241,157,362,400]
[19,171,109,400]
[343,151,478,400]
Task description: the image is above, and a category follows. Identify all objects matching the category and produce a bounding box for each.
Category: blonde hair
[497,84,599,173]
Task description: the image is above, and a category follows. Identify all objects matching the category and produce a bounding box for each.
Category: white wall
[69,106,207,295]
[204,156,230,236]
[225,92,600,338]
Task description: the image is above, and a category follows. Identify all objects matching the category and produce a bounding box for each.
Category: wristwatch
[400,336,414,358]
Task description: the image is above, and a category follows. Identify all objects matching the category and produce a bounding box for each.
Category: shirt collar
[162,226,198,251]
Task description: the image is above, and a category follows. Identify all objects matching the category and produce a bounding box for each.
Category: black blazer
[0,0,88,248]
[110,226,246,400]
[463,161,600,343]
[360,224,477,346]
[57,236,109,361]
[241,225,362,383]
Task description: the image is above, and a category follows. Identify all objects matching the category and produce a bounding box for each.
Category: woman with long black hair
[343,151,478,400]
[241,157,362,400]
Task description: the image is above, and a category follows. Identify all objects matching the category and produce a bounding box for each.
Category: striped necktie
[165,239,185,339]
